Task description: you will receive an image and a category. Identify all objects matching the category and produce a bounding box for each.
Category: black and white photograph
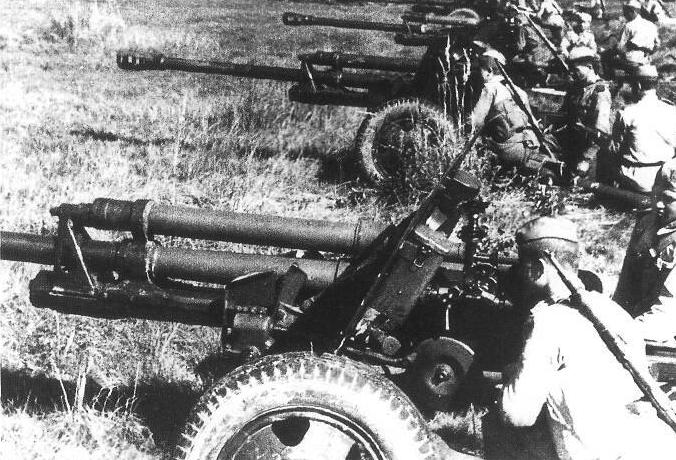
[2,0,676,458]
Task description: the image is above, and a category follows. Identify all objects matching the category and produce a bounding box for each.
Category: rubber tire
[176,352,445,460]
[355,98,457,186]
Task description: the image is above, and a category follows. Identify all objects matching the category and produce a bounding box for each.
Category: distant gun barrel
[582,182,651,209]
[337,0,462,6]
[282,12,426,34]
[50,198,387,255]
[401,10,481,26]
[0,231,349,292]
[298,51,419,72]
[116,52,390,90]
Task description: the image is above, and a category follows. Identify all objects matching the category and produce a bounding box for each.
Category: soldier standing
[556,46,611,176]
[559,12,597,58]
[602,65,676,193]
[483,216,676,460]
[471,52,551,175]
[614,159,676,345]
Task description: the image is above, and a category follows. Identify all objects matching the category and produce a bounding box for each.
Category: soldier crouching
[483,216,676,459]
[471,51,551,176]
[599,65,676,193]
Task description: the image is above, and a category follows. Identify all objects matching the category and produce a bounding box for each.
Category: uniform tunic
[618,15,659,65]
[471,76,541,168]
[501,293,676,459]
[614,211,676,343]
[559,77,611,166]
[611,92,676,192]
[559,31,597,57]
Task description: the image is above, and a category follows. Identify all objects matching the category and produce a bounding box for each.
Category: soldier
[604,0,659,78]
[555,46,611,176]
[471,52,550,175]
[614,159,676,344]
[535,0,566,45]
[603,65,676,193]
[484,216,676,460]
[559,12,597,58]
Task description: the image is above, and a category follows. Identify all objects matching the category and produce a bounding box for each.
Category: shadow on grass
[1,368,200,450]
[69,127,173,147]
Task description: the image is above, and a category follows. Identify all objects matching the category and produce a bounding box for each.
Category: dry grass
[0,0,674,457]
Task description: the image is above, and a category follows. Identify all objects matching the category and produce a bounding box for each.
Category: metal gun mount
[1,172,524,412]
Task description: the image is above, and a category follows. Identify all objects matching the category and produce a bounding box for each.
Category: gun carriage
[2,155,536,457]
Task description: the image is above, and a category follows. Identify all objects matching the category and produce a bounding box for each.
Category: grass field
[0,0,674,458]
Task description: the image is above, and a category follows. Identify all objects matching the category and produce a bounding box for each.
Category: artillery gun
[2,154,533,458]
[118,1,573,187]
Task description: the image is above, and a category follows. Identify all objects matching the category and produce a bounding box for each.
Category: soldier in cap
[601,65,676,192]
[614,158,676,344]
[559,12,597,58]
[471,51,551,175]
[605,0,660,80]
[554,46,611,176]
[483,216,676,460]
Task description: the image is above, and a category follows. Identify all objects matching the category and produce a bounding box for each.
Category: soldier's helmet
[516,216,579,267]
[568,46,597,66]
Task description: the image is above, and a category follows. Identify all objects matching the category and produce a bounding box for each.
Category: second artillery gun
[117,5,486,188]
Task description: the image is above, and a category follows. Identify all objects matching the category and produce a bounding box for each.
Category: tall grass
[1,0,673,457]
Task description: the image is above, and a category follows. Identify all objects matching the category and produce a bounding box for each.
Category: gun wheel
[177,352,447,460]
[355,98,458,188]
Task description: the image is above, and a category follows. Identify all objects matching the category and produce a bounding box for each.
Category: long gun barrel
[50,198,386,254]
[117,52,391,90]
[298,51,419,72]
[400,10,481,27]
[1,231,349,292]
[335,0,461,6]
[282,12,426,34]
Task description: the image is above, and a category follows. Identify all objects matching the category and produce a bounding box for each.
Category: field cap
[624,0,641,10]
[482,49,506,66]
[516,216,578,247]
[654,159,676,202]
[634,64,659,81]
[568,46,596,65]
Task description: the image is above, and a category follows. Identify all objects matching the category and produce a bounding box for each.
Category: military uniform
[559,13,597,58]
[558,76,611,172]
[614,211,676,343]
[609,91,676,192]
[536,0,565,44]
[471,75,545,172]
[617,12,659,67]
[560,31,597,57]
[499,295,676,460]
[485,216,676,460]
